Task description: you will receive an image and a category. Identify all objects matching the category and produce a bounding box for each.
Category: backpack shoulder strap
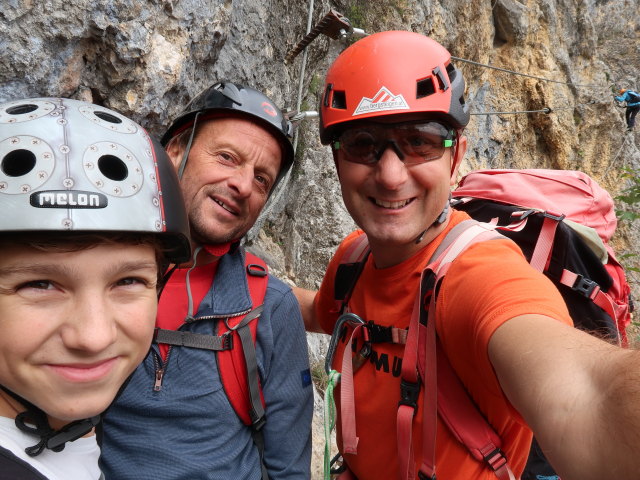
[332,221,515,479]
[400,220,515,480]
[334,232,371,313]
[216,251,269,479]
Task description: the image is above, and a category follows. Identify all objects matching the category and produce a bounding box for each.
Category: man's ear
[165,137,184,171]
[450,135,467,186]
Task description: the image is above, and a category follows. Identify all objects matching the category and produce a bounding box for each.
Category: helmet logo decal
[30,190,108,208]
[353,87,410,116]
[261,101,278,117]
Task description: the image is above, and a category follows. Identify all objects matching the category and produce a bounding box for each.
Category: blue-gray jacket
[100,247,313,479]
[615,90,640,107]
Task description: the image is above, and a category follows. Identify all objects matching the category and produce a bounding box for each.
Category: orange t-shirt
[315,210,572,480]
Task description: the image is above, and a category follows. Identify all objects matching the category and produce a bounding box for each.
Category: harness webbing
[153,328,233,351]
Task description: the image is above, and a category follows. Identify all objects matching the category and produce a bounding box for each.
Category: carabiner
[324,312,366,374]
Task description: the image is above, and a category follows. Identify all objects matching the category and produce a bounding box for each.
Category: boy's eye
[20,280,54,291]
[116,277,147,287]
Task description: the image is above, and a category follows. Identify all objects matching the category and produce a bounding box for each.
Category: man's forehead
[194,117,283,171]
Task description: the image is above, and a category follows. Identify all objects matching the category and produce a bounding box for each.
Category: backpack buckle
[251,414,266,432]
[221,332,234,350]
[246,263,267,277]
[482,447,508,472]
[572,274,598,297]
[542,211,566,222]
[366,321,393,343]
[398,379,421,410]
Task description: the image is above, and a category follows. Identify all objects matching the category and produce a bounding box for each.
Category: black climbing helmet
[161,82,295,182]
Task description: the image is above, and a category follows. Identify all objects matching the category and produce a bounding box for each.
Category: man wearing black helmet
[100,83,313,480]
[0,97,191,479]
[295,31,640,480]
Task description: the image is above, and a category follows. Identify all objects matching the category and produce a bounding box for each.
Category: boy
[0,97,190,479]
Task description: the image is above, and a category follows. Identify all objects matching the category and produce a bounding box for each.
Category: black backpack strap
[334,233,371,314]
[232,314,268,480]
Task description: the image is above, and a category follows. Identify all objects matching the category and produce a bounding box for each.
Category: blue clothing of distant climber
[615,89,640,130]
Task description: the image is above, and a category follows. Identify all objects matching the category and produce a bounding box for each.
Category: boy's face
[0,242,158,428]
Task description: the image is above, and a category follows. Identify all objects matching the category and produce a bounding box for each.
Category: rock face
[2,1,639,477]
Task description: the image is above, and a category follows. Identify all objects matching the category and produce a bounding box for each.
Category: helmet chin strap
[177,111,203,180]
[414,196,451,244]
[0,385,100,457]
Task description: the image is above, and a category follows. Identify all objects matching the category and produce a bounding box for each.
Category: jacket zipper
[152,346,171,392]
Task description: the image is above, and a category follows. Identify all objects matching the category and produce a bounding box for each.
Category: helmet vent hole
[446,64,457,82]
[98,155,128,181]
[2,149,37,177]
[416,78,436,99]
[94,111,123,124]
[6,104,39,115]
[332,90,347,110]
[323,83,333,107]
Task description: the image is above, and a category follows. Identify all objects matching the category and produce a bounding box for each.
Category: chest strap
[153,328,232,351]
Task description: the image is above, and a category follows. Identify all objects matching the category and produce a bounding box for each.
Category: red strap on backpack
[217,251,269,428]
[453,168,632,347]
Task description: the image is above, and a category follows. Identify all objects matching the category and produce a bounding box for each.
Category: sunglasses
[333,121,456,166]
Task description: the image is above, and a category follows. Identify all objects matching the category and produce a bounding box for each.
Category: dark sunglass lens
[398,132,443,159]
[341,130,380,163]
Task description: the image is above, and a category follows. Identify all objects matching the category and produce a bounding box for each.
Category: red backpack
[452,168,632,346]
[452,169,633,480]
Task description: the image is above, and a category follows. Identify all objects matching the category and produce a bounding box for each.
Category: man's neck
[177,242,233,268]
[369,215,451,269]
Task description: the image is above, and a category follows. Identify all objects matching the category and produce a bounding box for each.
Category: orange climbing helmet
[620,88,627,94]
[319,30,470,144]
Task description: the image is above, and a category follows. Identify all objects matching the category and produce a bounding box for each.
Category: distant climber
[614,88,640,131]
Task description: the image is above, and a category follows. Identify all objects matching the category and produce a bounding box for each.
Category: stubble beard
[189,210,246,246]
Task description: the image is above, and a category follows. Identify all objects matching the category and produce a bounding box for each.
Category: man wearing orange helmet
[614,88,640,131]
[296,31,640,480]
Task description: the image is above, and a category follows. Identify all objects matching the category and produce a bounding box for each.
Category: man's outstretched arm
[292,286,325,333]
[489,313,640,480]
